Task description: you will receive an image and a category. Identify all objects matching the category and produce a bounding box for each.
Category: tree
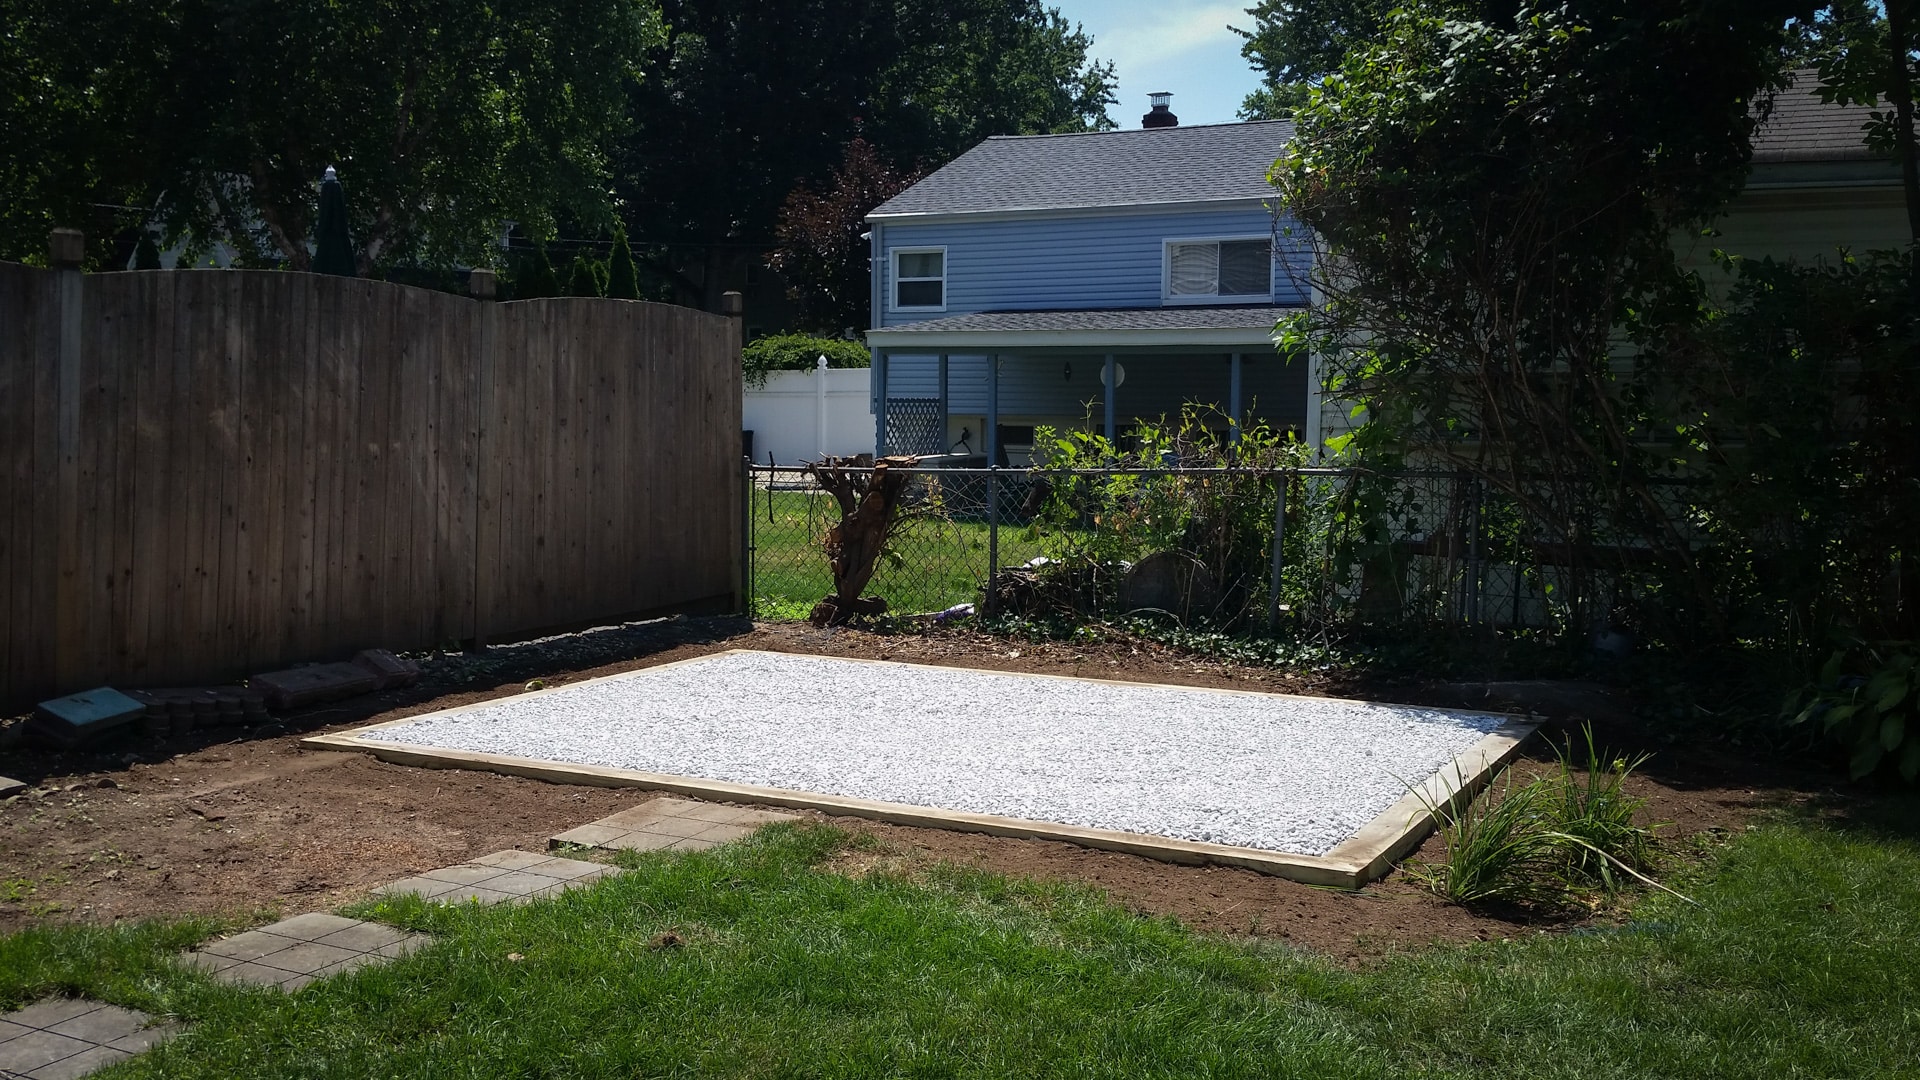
[769,139,924,334]
[1799,1,1920,243]
[512,246,562,300]
[1235,0,1391,119]
[1,0,664,273]
[566,254,606,297]
[1276,0,1815,638]
[606,224,641,300]
[612,0,1114,310]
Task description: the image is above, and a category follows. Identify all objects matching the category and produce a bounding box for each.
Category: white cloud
[1089,2,1245,70]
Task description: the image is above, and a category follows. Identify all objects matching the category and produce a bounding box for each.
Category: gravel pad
[366,651,1508,856]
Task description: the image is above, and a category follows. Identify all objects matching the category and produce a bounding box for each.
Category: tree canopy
[2,0,663,272]
[614,0,1115,307]
[1276,0,1816,636]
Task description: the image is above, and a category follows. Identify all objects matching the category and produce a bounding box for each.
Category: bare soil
[0,616,1818,961]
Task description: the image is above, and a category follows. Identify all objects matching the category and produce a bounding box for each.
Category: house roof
[865,305,1297,350]
[868,122,1294,219]
[1752,69,1879,164]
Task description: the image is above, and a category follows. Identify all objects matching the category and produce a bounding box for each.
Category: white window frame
[1161,235,1274,305]
[889,246,948,313]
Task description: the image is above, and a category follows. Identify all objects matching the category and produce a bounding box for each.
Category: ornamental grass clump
[1409,725,1672,909]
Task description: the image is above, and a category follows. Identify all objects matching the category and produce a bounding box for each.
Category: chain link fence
[745,461,1702,635]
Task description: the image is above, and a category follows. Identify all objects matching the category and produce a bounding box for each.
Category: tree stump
[806,455,919,627]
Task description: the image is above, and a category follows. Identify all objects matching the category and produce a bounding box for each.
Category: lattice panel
[884,397,946,456]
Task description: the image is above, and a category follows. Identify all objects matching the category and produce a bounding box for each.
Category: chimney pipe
[1142,92,1178,129]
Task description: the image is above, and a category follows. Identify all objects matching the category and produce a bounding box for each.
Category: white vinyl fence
[742,361,873,465]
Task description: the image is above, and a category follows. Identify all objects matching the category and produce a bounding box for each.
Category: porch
[864,306,1309,464]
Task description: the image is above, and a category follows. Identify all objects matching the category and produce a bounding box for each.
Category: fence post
[50,228,86,689]
[984,467,1000,617]
[741,457,754,618]
[1267,470,1288,631]
[723,291,746,612]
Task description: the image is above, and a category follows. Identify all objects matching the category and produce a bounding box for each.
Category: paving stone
[103,1023,183,1054]
[0,1030,94,1073]
[551,823,625,848]
[550,798,798,854]
[1,1002,102,1031]
[471,849,566,872]
[199,930,299,964]
[184,915,433,994]
[373,875,466,900]
[419,864,510,887]
[0,999,173,1080]
[45,1006,151,1043]
[259,912,362,940]
[25,1044,132,1079]
[0,776,25,799]
[255,941,361,975]
[377,851,619,907]
[312,922,413,953]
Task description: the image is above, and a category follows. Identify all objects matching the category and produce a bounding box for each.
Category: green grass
[750,488,1046,619]
[5,804,1918,1077]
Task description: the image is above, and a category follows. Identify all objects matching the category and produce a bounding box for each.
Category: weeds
[1409,724,1670,909]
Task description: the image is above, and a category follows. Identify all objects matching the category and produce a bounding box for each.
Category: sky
[1049,0,1266,128]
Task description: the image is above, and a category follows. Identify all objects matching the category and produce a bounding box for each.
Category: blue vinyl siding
[881,353,1307,431]
[877,205,1309,326]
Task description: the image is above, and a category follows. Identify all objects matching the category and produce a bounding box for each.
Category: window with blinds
[1166,239,1272,301]
[893,248,946,310]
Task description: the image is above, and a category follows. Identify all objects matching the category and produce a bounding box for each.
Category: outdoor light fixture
[1063,361,1072,381]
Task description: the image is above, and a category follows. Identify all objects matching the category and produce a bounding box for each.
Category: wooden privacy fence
[0,260,742,707]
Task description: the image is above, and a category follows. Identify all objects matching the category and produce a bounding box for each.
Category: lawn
[4,799,1916,1078]
[750,486,1046,619]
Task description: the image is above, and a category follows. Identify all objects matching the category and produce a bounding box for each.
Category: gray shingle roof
[870,305,1294,334]
[1753,69,1879,163]
[869,121,1294,218]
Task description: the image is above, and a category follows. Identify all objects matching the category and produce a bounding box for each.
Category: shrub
[510,246,560,299]
[565,253,604,297]
[742,334,869,389]
[1788,642,1920,782]
[606,224,640,300]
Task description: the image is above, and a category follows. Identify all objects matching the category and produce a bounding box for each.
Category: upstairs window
[1165,238,1271,302]
[893,248,946,310]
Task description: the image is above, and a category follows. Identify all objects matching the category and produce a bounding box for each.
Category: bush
[742,334,869,388]
[606,225,640,300]
[1788,642,1920,782]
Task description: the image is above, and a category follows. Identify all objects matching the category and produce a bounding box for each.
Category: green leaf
[1819,650,1846,687]
[1874,676,1910,713]
[1850,740,1886,780]
[1823,703,1858,729]
[1881,712,1906,753]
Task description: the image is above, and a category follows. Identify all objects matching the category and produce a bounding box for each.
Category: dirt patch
[0,617,1813,958]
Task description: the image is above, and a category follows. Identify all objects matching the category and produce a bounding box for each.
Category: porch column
[1229,352,1243,447]
[986,353,1000,466]
[873,349,888,456]
[1103,353,1116,444]
[938,352,949,455]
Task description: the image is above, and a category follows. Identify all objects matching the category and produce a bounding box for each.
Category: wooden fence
[0,262,742,707]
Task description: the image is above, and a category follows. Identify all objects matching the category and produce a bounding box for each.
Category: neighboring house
[1702,71,1908,267]
[864,98,1308,464]
[866,80,1907,465]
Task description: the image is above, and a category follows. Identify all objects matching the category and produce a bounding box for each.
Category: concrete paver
[182,915,429,993]
[0,1000,178,1079]
[372,850,619,906]
[550,797,797,853]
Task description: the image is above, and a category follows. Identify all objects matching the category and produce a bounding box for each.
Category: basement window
[892,248,946,311]
[1165,238,1272,302]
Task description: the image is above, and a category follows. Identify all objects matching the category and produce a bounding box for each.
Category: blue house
[864,98,1308,464]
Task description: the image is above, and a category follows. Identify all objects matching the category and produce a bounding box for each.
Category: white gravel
[367,651,1508,856]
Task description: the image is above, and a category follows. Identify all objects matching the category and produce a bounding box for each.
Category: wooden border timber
[302,650,1537,888]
